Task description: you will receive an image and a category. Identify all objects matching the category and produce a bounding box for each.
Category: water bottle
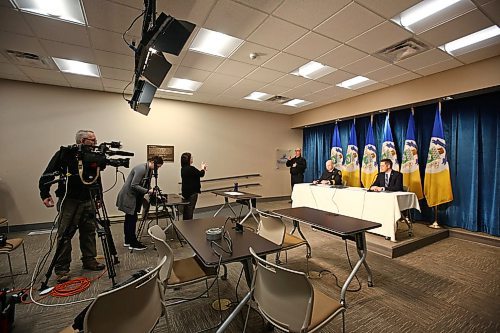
[234,182,238,191]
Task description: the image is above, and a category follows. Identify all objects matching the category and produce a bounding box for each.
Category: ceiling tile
[341,55,390,75]
[18,66,66,80]
[215,59,258,77]
[247,16,308,50]
[482,0,500,25]
[382,71,421,85]
[273,0,350,29]
[100,66,134,81]
[64,73,104,90]
[261,52,307,73]
[31,77,70,87]
[455,43,500,64]
[204,0,267,39]
[285,80,331,97]
[315,69,356,85]
[232,0,283,13]
[259,83,289,95]
[0,7,33,36]
[0,31,46,55]
[94,50,135,70]
[347,21,412,54]
[197,72,240,94]
[0,52,9,63]
[245,67,285,83]
[23,14,91,47]
[396,48,452,71]
[284,32,340,59]
[0,62,25,76]
[314,2,384,43]
[365,64,409,81]
[157,0,216,26]
[0,72,32,82]
[220,78,266,98]
[317,44,368,68]
[229,41,280,66]
[84,0,143,35]
[354,0,421,19]
[418,9,493,47]
[101,77,130,89]
[414,58,464,76]
[40,40,96,63]
[89,27,134,55]
[180,51,224,71]
[271,74,309,88]
[356,81,388,93]
[173,66,212,82]
[304,86,343,102]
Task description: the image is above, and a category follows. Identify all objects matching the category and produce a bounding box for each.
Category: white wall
[0,80,302,226]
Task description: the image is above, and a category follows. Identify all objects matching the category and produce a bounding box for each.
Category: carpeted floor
[1,200,499,333]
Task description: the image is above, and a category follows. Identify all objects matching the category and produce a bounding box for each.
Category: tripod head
[153,160,159,179]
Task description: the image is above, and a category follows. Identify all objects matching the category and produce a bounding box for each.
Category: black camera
[69,141,134,169]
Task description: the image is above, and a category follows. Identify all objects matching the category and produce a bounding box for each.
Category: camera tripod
[40,182,119,290]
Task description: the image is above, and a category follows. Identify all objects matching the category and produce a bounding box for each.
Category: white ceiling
[0,0,499,115]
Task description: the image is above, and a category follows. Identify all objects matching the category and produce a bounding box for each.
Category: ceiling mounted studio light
[244,91,273,101]
[167,78,203,92]
[337,76,376,90]
[11,0,87,25]
[292,61,336,80]
[283,99,312,107]
[52,57,100,77]
[440,26,500,56]
[189,28,244,57]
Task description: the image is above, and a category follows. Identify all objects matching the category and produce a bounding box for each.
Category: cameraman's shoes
[83,261,105,271]
[129,241,147,251]
[55,272,70,283]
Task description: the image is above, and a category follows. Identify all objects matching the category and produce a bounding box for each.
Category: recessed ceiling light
[52,58,100,77]
[11,0,87,25]
[167,78,203,92]
[291,61,336,80]
[336,76,376,90]
[157,88,193,95]
[283,99,312,107]
[244,91,273,101]
[189,28,244,58]
[439,26,500,56]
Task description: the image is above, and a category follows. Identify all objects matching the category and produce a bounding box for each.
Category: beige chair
[246,247,345,333]
[148,225,217,305]
[83,256,166,333]
[0,238,28,288]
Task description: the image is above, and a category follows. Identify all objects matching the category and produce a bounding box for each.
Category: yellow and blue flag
[424,106,453,207]
[401,112,424,199]
[330,124,343,170]
[381,114,400,171]
[344,123,360,187]
[361,121,378,188]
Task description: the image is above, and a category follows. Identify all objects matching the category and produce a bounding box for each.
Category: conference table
[273,207,381,306]
[292,183,420,241]
[212,190,261,225]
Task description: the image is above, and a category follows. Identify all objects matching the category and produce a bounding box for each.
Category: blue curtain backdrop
[302,91,500,236]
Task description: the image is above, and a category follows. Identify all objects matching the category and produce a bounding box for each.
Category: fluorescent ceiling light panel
[167,78,203,92]
[244,91,273,101]
[283,99,312,107]
[11,0,87,25]
[336,76,376,90]
[157,89,193,95]
[291,61,336,80]
[439,26,500,56]
[52,58,100,77]
[189,28,244,58]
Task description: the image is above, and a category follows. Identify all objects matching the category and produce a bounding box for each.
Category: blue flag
[361,121,378,188]
[401,112,423,199]
[381,114,399,171]
[330,124,343,169]
[344,123,360,187]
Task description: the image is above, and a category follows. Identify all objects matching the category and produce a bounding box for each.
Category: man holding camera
[39,130,105,283]
[116,156,164,250]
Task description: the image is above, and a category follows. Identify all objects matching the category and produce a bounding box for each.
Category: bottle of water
[234,182,238,191]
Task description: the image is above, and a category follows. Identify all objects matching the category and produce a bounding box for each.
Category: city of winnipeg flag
[381,114,400,171]
[330,124,343,170]
[401,112,424,199]
[344,123,360,187]
[424,107,453,207]
[361,121,378,188]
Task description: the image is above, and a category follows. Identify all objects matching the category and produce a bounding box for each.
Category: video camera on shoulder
[64,141,134,169]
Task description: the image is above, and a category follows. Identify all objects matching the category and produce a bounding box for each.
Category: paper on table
[224,191,243,196]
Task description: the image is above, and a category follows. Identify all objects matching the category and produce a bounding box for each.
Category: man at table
[313,160,342,185]
[370,159,403,192]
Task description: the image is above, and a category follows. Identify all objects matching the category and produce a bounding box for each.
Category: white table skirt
[291,183,421,241]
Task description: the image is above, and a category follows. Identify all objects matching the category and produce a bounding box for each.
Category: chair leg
[22,243,28,274]
[342,311,345,333]
[7,253,15,288]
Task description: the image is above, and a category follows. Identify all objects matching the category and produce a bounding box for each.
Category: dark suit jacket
[316,168,342,185]
[371,170,403,191]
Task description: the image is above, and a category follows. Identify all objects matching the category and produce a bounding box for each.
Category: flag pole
[429,205,441,229]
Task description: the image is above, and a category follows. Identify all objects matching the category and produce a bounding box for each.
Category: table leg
[291,221,312,258]
[241,258,254,288]
[239,199,260,225]
[214,197,237,217]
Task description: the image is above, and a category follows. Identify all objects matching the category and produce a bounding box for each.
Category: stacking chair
[83,256,166,333]
[148,225,217,305]
[0,238,28,288]
[246,247,345,333]
[256,211,286,246]
[397,186,413,237]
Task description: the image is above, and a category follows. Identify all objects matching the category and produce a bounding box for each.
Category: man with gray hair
[39,129,105,283]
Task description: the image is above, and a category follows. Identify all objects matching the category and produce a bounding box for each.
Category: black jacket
[286,156,307,176]
[317,168,342,185]
[371,170,403,191]
[181,166,205,198]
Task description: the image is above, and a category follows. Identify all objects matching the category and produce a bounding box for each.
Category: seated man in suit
[370,158,403,192]
[313,160,342,185]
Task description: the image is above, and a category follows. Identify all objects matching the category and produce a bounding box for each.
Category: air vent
[265,95,291,104]
[374,38,430,63]
[3,50,54,69]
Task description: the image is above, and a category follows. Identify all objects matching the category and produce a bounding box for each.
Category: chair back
[84,256,166,333]
[148,225,174,284]
[249,247,313,332]
[256,211,286,246]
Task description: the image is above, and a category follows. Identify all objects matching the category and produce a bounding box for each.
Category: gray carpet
[1,200,499,333]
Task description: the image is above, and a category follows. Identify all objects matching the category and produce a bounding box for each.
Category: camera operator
[39,130,105,283]
[116,156,164,250]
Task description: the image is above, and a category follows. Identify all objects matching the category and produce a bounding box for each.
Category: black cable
[122,10,145,49]
[103,168,119,194]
